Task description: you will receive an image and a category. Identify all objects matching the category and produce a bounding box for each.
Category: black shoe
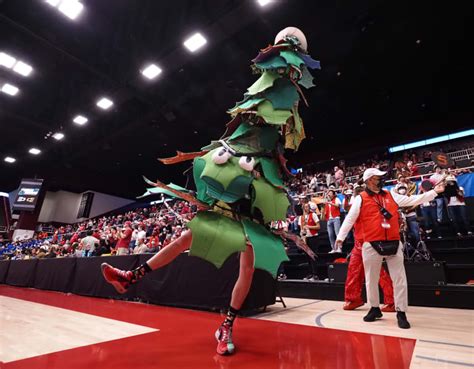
[363,307,383,322]
[397,312,411,329]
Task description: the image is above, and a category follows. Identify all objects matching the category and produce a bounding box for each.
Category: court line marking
[315,309,336,327]
[416,355,474,367]
[256,300,323,318]
[419,339,474,349]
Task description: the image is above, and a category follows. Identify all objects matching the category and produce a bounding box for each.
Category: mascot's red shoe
[215,323,235,355]
[101,263,133,294]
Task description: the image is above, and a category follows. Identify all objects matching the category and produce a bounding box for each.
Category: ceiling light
[13,61,33,77]
[96,97,114,110]
[0,52,16,68]
[257,0,273,6]
[141,64,162,80]
[29,148,41,155]
[45,0,61,6]
[73,115,88,125]
[58,0,84,20]
[4,157,16,163]
[183,33,207,52]
[52,132,65,140]
[1,83,19,96]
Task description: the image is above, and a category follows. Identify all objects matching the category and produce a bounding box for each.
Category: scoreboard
[12,179,44,212]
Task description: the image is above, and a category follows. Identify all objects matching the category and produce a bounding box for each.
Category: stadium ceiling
[0,0,472,197]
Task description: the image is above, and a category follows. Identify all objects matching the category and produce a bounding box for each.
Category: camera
[379,207,393,220]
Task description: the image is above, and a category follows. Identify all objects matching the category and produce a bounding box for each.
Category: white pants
[362,242,408,312]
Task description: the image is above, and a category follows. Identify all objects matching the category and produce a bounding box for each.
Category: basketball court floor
[0,285,472,369]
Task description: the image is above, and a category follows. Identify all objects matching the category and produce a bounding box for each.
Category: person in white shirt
[137,226,147,243]
[130,225,139,249]
[80,230,99,257]
[133,238,149,254]
[335,168,445,329]
[430,165,446,222]
[323,189,342,253]
[298,202,320,281]
[445,174,472,236]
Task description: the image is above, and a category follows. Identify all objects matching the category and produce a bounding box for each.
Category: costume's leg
[216,244,255,356]
[101,230,192,293]
[230,244,255,310]
[344,242,364,308]
[146,230,193,269]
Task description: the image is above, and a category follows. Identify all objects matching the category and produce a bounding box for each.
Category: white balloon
[212,148,232,165]
[239,156,256,171]
[274,26,308,51]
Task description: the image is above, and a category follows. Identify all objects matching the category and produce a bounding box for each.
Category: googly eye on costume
[238,156,256,171]
[212,148,232,164]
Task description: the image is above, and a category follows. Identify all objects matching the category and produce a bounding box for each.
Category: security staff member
[335,168,445,329]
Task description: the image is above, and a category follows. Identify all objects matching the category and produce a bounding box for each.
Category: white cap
[363,168,387,182]
[309,202,317,211]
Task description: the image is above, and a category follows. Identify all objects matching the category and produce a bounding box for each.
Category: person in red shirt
[115,221,132,255]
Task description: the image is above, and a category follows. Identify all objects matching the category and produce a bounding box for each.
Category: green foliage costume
[144,27,320,278]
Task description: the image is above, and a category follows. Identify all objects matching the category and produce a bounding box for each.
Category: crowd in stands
[1,140,473,263]
[0,200,195,260]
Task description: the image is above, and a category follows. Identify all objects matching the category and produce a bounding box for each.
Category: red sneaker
[381,304,396,313]
[101,263,133,294]
[215,323,235,355]
[343,301,364,310]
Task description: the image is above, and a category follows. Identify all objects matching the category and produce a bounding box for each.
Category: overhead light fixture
[29,148,41,155]
[96,97,113,110]
[73,115,88,125]
[58,0,84,20]
[4,156,16,163]
[1,83,19,96]
[257,0,273,6]
[0,52,16,68]
[183,32,207,52]
[141,64,162,80]
[13,61,33,77]
[45,0,61,6]
[52,132,65,140]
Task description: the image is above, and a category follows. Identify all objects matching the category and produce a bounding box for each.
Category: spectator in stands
[298,202,320,281]
[130,224,139,250]
[323,188,342,253]
[80,230,99,257]
[147,232,160,252]
[396,184,421,246]
[334,166,345,188]
[430,166,447,222]
[116,221,133,255]
[133,238,149,254]
[137,225,147,244]
[419,185,442,239]
[445,174,472,237]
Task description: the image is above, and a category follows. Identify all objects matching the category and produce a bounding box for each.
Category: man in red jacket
[336,168,445,329]
[343,185,395,312]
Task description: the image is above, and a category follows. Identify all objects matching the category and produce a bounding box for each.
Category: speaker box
[328,263,348,282]
[405,261,447,285]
